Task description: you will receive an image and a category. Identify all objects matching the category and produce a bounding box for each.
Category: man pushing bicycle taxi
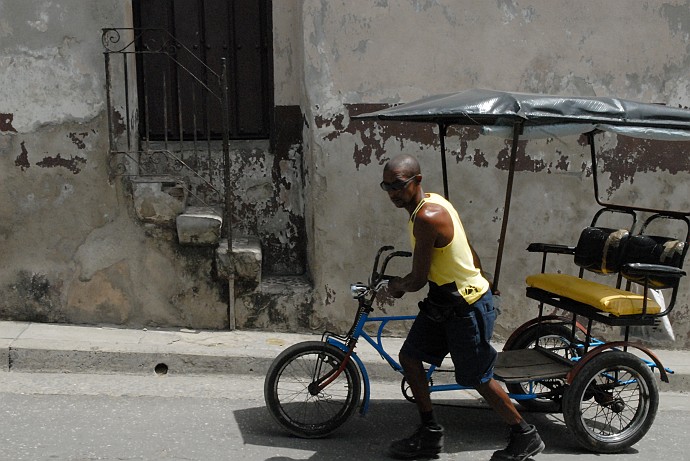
[379,154,545,461]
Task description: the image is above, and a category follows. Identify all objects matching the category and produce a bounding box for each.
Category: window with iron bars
[133,0,272,141]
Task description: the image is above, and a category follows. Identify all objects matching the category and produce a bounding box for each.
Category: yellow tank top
[408,193,489,305]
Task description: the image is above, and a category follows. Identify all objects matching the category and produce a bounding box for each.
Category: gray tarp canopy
[353,88,690,140]
[353,88,690,291]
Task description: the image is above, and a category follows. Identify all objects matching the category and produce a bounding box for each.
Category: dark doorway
[133,0,272,141]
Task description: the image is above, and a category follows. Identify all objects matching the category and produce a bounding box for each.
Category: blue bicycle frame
[321,246,673,421]
[325,309,545,417]
[323,307,667,417]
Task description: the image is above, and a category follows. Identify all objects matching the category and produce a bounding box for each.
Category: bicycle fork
[324,337,374,416]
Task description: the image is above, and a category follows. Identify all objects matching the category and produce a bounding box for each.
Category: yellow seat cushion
[526,273,661,316]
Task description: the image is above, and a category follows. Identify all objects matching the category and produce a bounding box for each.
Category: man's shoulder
[415,201,450,226]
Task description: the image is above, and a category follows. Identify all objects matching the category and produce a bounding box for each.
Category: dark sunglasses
[380,176,417,192]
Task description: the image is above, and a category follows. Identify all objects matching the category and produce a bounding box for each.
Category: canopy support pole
[438,123,450,199]
[492,122,523,293]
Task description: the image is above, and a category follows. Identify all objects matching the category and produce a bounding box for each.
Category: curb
[5,347,404,382]
[1,321,688,393]
[0,321,406,380]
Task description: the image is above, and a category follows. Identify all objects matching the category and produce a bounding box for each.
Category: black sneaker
[491,425,545,461]
[388,424,444,459]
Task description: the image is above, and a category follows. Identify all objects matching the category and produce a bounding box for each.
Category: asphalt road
[0,371,689,460]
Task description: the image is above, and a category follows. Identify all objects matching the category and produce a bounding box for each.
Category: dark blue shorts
[400,290,498,387]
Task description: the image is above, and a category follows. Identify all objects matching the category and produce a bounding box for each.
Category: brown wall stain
[336,104,439,169]
[495,139,551,172]
[68,132,89,149]
[36,153,87,174]
[14,141,30,171]
[323,106,690,189]
[598,136,690,195]
[317,105,573,173]
[111,109,126,138]
[0,113,17,133]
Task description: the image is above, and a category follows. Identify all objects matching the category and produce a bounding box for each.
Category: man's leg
[475,378,522,425]
[388,312,446,460]
[388,351,444,459]
[476,379,545,460]
[399,351,432,414]
[450,292,544,461]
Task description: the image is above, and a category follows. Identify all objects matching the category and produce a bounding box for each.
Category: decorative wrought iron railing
[102,27,232,240]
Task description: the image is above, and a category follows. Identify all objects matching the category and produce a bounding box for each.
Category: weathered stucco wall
[3,0,690,349]
[272,0,304,106]
[299,0,690,347]
[0,0,311,330]
[0,1,228,328]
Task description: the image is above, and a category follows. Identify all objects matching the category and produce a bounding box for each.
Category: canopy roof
[354,88,690,140]
[354,88,690,289]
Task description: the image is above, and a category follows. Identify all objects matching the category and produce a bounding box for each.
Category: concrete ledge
[176,206,223,245]
[232,235,262,285]
[130,175,188,225]
[216,236,263,290]
[234,275,313,330]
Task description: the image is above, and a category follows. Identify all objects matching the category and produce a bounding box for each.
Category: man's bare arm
[387,208,441,296]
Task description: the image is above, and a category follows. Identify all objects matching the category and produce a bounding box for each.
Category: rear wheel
[563,351,658,453]
[505,323,581,412]
[264,341,361,438]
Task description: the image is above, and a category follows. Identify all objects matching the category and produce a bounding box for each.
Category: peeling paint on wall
[317,104,439,169]
[1,113,17,132]
[598,135,690,197]
[321,106,690,193]
[36,153,86,174]
[495,140,553,173]
[324,284,336,305]
[111,109,126,138]
[14,142,89,174]
[317,106,575,174]
[68,132,89,149]
[14,141,30,171]
[230,139,307,275]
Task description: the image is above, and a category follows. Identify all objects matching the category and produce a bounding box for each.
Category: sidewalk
[1,320,688,392]
[0,321,405,382]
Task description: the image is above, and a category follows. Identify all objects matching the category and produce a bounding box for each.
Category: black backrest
[574,227,630,275]
[621,235,686,288]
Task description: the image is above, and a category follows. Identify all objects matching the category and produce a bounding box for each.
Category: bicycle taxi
[264,89,690,453]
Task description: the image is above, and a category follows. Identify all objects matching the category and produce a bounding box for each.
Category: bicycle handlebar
[380,250,412,281]
[360,246,412,298]
[370,245,394,285]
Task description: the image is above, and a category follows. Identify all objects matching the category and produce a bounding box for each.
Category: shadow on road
[234,398,602,460]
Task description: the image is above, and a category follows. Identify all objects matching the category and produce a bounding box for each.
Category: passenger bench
[525,212,688,336]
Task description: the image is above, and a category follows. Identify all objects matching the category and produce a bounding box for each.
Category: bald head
[384,154,421,177]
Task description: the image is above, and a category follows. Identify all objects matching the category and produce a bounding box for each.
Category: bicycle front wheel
[264,341,362,438]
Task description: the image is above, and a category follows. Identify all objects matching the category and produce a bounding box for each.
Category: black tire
[563,350,659,453]
[264,341,362,438]
[505,323,581,412]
